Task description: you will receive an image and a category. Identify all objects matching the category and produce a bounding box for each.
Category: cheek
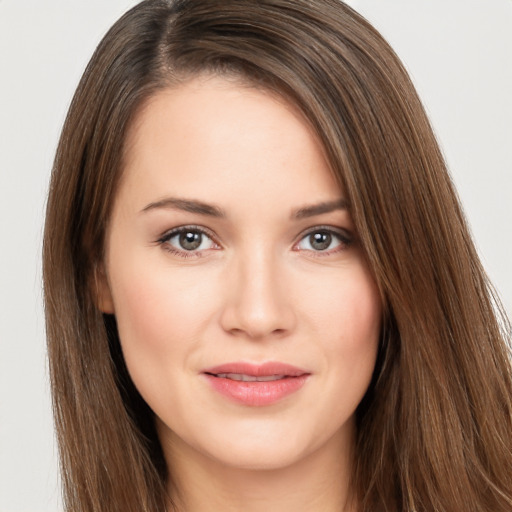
[107,254,218,380]
[334,272,380,365]
[302,263,381,394]
[304,262,381,345]
[333,278,381,353]
[332,274,381,405]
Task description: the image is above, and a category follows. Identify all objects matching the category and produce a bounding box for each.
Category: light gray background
[0,1,510,510]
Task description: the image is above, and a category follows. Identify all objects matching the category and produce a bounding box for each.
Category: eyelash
[157,225,353,259]
[157,225,219,259]
[293,225,353,256]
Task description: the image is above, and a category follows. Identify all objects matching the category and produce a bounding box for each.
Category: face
[99,76,381,473]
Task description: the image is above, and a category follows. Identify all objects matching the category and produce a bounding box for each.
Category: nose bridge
[220,244,295,338]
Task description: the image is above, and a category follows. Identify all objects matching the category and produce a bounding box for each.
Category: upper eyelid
[297,225,352,240]
[158,225,218,243]
[156,224,352,249]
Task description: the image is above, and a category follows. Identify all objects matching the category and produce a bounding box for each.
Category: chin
[161,412,353,475]
[209,437,310,472]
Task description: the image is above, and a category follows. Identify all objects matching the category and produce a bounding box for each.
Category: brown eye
[159,227,218,255]
[295,227,352,254]
[309,232,332,251]
[179,231,203,251]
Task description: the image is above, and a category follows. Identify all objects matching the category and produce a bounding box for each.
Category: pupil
[310,232,331,251]
[179,231,202,250]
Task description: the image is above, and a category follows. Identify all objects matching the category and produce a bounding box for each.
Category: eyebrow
[140,196,348,219]
[141,197,225,217]
[292,198,349,219]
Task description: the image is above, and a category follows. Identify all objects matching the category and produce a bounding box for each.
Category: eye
[158,226,219,256]
[295,227,352,254]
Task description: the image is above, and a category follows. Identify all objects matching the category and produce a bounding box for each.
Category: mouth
[202,362,310,406]
[210,373,290,382]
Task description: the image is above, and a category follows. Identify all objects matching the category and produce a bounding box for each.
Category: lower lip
[204,374,309,406]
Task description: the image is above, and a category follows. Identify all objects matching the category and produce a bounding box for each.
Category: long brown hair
[43,1,512,511]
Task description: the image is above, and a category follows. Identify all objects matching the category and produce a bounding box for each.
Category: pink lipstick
[202,362,310,406]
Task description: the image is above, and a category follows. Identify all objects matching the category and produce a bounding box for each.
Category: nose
[219,250,296,340]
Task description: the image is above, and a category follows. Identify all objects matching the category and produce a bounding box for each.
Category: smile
[202,362,310,406]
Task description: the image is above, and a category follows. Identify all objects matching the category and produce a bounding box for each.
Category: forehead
[117,75,341,214]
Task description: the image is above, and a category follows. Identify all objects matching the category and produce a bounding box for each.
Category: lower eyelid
[161,245,207,258]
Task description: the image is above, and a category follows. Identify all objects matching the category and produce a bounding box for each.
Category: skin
[98,75,382,512]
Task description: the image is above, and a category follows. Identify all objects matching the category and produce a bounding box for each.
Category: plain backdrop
[0,1,510,510]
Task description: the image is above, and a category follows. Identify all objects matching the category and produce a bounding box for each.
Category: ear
[93,263,115,314]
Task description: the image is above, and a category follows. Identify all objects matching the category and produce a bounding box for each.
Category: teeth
[216,373,286,382]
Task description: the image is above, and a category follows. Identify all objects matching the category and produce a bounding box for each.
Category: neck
[161,426,358,512]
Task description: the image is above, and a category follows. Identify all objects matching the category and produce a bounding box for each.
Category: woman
[43,0,512,511]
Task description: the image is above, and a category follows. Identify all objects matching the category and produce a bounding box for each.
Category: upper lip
[203,362,309,377]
